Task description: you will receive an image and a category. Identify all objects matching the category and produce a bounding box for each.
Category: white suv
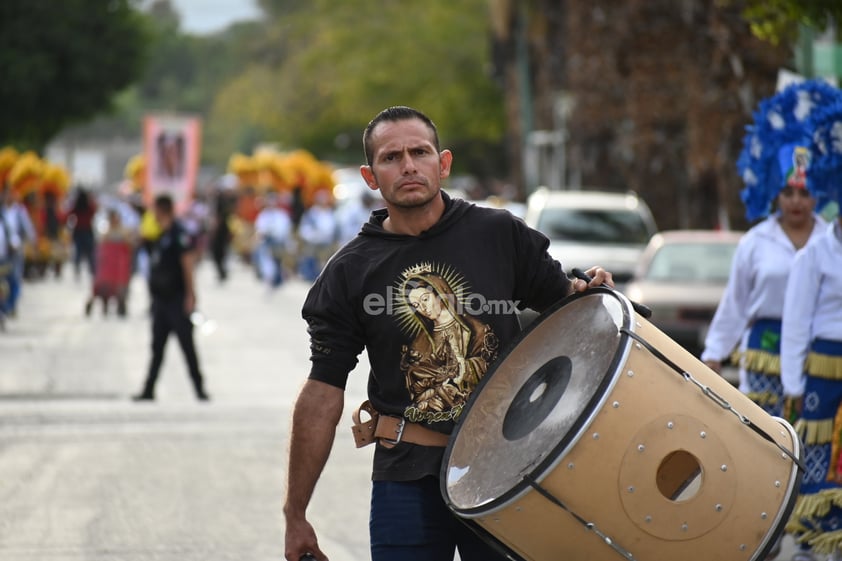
[524,188,658,287]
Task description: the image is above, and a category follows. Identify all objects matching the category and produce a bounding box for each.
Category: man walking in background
[133,193,209,402]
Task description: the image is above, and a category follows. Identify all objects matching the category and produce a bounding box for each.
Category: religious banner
[143,114,202,211]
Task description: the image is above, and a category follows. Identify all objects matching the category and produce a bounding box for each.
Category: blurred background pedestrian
[779,96,842,561]
[1,183,36,318]
[65,186,99,281]
[296,189,337,282]
[133,194,209,402]
[254,191,294,289]
[85,208,135,317]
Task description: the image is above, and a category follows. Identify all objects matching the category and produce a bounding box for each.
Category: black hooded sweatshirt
[302,192,571,481]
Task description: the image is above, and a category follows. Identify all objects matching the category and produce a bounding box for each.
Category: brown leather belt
[351,400,449,449]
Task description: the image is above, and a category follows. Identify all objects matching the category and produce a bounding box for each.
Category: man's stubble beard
[373,172,442,210]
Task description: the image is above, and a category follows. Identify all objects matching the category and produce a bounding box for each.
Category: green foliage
[255,0,310,19]
[206,0,505,174]
[0,0,149,151]
[721,0,842,44]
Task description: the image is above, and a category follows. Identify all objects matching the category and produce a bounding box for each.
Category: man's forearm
[284,380,344,519]
[181,251,197,297]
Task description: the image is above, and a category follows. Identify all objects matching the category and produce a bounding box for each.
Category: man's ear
[439,150,453,179]
[360,165,379,191]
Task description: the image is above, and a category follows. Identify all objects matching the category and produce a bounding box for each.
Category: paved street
[0,261,372,561]
[0,258,803,561]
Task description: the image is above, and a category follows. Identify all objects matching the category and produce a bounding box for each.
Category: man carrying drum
[282,105,612,561]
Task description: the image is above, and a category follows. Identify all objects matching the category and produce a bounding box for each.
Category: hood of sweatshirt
[359,191,471,240]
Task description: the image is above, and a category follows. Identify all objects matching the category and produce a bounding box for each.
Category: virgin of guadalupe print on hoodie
[394,262,499,424]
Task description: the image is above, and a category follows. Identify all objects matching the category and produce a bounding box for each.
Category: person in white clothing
[1,184,36,317]
[0,210,12,327]
[297,189,337,281]
[778,95,842,561]
[254,192,293,288]
[701,181,826,414]
[335,190,381,246]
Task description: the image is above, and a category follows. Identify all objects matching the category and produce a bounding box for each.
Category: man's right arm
[284,379,345,561]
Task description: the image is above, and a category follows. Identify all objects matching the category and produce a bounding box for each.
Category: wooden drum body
[441,289,801,561]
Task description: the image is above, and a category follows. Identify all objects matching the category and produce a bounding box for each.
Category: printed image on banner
[143,114,202,212]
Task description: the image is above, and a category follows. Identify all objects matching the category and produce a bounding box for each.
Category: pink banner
[143,114,202,212]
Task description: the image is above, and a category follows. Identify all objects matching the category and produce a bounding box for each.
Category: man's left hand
[571,266,614,293]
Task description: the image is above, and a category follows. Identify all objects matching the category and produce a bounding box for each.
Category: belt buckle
[382,417,405,446]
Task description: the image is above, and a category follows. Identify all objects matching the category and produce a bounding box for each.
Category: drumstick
[571,267,653,319]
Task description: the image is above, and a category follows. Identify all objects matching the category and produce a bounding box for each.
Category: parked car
[623,230,743,383]
[524,188,658,287]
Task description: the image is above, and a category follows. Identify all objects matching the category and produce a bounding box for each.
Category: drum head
[442,289,632,515]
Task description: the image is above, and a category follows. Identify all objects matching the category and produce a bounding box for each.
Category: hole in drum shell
[657,450,702,502]
[502,356,572,441]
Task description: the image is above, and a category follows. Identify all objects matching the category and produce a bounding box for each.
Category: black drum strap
[620,327,805,472]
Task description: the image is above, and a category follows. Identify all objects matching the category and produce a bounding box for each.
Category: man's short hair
[362,106,440,167]
[154,193,175,215]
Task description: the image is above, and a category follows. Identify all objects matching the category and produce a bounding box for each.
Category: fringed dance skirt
[788,338,842,554]
[742,318,785,416]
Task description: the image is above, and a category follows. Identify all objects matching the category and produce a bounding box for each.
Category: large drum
[441,289,802,561]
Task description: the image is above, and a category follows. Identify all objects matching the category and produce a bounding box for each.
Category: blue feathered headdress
[737,79,842,221]
[807,99,842,214]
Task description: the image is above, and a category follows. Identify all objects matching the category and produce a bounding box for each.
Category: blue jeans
[370,476,512,561]
[6,252,23,313]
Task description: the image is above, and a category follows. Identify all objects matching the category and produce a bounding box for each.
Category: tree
[490,0,793,227]
[0,0,149,151]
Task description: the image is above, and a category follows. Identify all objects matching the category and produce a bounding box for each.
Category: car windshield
[536,207,652,244]
[644,242,737,282]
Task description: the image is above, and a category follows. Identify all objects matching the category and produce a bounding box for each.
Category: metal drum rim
[750,417,804,561]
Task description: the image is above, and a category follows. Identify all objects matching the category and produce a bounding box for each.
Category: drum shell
[446,297,800,561]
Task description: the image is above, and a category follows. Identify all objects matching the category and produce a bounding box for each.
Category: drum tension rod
[620,327,806,473]
[522,473,638,561]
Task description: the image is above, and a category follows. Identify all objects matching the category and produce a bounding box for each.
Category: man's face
[360,118,452,209]
[154,206,172,227]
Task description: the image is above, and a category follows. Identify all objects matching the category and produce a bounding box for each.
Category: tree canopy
[0,0,149,151]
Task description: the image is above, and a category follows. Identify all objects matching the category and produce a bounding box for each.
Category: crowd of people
[0,170,385,331]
